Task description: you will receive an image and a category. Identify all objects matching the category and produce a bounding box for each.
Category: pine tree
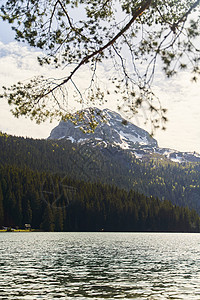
[40,204,55,232]
[0,184,4,227]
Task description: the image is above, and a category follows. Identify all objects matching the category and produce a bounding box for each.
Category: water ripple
[0,232,200,299]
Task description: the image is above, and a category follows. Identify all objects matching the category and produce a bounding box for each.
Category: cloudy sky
[0,19,200,153]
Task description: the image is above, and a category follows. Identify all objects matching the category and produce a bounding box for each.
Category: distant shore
[0,229,41,232]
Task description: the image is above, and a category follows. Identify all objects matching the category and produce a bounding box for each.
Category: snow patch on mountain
[66,136,75,143]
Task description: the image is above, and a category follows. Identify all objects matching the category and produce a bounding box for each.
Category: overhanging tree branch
[1,0,200,128]
[41,0,153,98]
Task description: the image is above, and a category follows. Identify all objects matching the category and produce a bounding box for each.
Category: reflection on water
[0,232,200,299]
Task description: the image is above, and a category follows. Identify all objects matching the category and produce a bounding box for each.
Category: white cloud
[0,42,59,138]
[149,71,200,152]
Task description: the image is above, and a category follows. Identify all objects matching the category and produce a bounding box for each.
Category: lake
[0,232,200,299]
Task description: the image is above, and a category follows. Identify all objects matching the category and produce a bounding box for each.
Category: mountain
[48,108,200,163]
[49,108,158,148]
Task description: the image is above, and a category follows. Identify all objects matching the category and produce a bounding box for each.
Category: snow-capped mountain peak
[48,108,158,149]
[48,108,200,163]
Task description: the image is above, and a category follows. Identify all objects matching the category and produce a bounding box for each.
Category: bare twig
[57,0,90,41]
[49,0,59,34]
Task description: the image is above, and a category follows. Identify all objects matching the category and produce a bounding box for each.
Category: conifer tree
[0,184,4,227]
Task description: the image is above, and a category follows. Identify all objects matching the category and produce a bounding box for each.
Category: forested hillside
[1,132,200,214]
[0,165,200,232]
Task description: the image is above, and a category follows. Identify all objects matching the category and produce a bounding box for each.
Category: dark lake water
[0,232,200,299]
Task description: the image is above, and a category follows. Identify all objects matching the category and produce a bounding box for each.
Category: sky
[0,18,200,153]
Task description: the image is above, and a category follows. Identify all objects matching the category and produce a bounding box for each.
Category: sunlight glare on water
[0,232,200,299]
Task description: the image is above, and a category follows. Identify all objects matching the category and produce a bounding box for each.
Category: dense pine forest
[1,132,200,231]
[1,133,200,211]
[1,165,200,232]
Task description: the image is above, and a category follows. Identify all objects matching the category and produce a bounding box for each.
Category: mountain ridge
[48,107,200,163]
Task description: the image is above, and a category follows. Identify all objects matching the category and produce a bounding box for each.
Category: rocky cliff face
[49,108,158,149]
[48,108,200,163]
